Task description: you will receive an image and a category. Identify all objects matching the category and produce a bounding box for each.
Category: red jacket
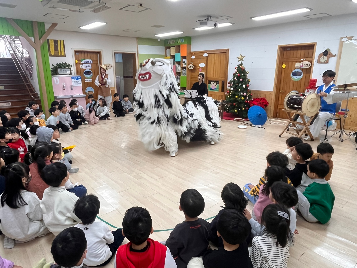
[8,138,27,162]
[116,239,176,268]
[27,161,51,200]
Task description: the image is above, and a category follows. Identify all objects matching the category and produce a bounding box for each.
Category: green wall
[0,18,54,109]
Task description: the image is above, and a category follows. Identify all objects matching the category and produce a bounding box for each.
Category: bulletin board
[335,36,357,85]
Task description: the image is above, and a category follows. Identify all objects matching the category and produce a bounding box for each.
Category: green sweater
[303,181,335,224]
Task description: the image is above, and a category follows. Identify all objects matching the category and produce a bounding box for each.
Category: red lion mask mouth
[138,72,152,82]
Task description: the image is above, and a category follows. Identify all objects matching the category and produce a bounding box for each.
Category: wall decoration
[295,61,312,69]
[191,55,196,59]
[80,64,91,69]
[71,76,82,86]
[317,48,336,64]
[47,39,66,57]
[199,63,205,68]
[282,64,286,69]
[208,80,219,92]
[182,59,187,67]
[203,53,208,57]
[81,59,93,64]
[188,63,194,70]
[291,69,303,81]
[84,69,93,79]
[85,79,92,83]
[85,87,94,94]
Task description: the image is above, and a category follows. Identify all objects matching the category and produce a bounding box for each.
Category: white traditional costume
[133,58,221,157]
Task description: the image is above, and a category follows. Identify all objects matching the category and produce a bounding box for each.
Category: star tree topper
[237,54,245,62]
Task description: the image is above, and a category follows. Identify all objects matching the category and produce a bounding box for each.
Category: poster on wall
[71,76,82,86]
[291,69,303,81]
[81,59,92,64]
[208,80,219,92]
[47,39,66,57]
[84,69,93,79]
[80,64,91,69]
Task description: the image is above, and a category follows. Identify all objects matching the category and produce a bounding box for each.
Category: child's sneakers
[69,167,79,173]
[83,121,88,125]
[4,236,15,249]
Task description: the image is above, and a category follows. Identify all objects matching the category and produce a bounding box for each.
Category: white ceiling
[0,0,357,38]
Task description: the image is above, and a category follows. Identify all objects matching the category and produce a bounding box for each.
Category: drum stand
[279,109,317,140]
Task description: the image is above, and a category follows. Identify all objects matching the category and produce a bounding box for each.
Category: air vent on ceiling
[91,4,111,13]
[0,3,17,8]
[119,4,150,13]
[304,13,331,19]
[57,0,94,7]
[123,29,140,33]
[43,13,70,19]
[151,25,165,28]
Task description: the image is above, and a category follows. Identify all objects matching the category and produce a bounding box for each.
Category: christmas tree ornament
[237,54,245,62]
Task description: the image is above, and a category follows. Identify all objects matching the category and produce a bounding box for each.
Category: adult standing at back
[95,65,112,110]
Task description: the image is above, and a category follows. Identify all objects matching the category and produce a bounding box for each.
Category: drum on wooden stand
[284,91,321,117]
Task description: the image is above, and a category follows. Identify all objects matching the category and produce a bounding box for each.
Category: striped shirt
[251,231,291,268]
[249,177,293,196]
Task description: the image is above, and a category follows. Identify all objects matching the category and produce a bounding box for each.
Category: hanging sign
[80,64,92,69]
[71,76,82,86]
[291,69,303,82]
[81,59,92,64]
[84,69,93,79]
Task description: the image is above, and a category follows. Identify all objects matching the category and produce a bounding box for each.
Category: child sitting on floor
[209,182,248,247]
[0,163,49,249]
[283,137,303,170]
[69,100,87,128]
[203,210,252,268]
[72,98,85,116]
[296,159,335,224]
[51,101,60,109]
[46,107,71,133]
[51,143,84,196]
[112,93,125,117]
[243,152,289,204]
[17,110,30,123]
[58,104,75,131]
[85,95,99,125]
[310,143,334,181]
[122,94,134,114]
[96,98,111,120]
[74,195,124,267]
[7,127,27,162]
[1,147,20,166]
[0,127,9,151]
[166,189,210,268]
[116,207,176,267]
[251,204,293,268]
[286,143,313,187]
[245,181,298,236]
[253,166,288,223]
[40,162,80,235]
[34,109,46,127]
[51,227,88,268]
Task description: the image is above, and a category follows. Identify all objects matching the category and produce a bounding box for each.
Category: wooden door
[187,49,228,101]
[273,44,316,118]
[74,51,101,101]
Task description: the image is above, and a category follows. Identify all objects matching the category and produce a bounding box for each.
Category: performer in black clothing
[191,73,208,96]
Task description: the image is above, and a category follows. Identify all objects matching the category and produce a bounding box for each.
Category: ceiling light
[252,8,311,21]
[217,23,233,28]
[194,26,214,31]
[155,31,183,37]
[353,0,357,3]
[80,22,106,30]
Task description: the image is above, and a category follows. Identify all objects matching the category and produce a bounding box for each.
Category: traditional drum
[284,91,320,117]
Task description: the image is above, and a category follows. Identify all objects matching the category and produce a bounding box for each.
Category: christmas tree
[225,55,252,118]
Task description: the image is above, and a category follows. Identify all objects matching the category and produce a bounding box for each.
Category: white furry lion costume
[133,58,221,157]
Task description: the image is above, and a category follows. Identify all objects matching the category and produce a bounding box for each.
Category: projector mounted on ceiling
[197,16,217,27]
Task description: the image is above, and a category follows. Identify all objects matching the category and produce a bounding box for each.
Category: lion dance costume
[134,58,221,157]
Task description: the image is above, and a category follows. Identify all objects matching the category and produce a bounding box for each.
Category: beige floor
[1,116,356,267]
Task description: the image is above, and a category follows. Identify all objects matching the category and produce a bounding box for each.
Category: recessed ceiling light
[155,31,183,37]
[217,23,233,28]
[353,0,357,3]
[80,22,106,30]
[194,26,214,31]
[252,8,311,21]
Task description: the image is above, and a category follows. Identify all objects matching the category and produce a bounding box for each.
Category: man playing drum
[309,70,337,139]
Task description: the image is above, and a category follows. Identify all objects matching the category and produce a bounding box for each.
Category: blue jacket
[316,83,336,113]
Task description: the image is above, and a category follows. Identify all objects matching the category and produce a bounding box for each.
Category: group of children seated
[0,104,336,268]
